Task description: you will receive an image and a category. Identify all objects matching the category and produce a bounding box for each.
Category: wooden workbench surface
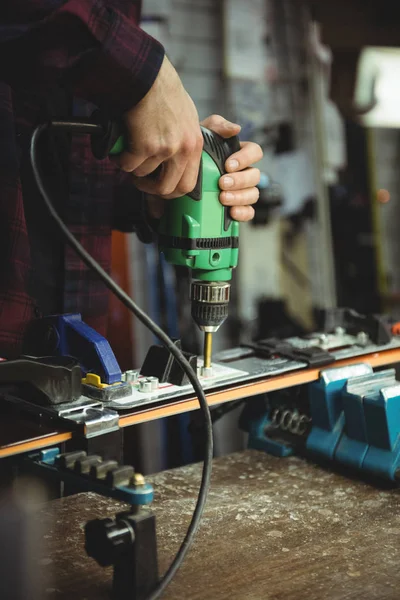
[40,450,400,599]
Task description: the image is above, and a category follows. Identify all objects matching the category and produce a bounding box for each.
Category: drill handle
[90,110,123,159]
[199,126,241,228]
[188,126,241,202]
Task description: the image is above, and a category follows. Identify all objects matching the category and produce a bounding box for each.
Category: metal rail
[1,346,400,459]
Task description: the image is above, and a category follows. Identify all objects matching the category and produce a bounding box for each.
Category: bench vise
[243,362,400,481]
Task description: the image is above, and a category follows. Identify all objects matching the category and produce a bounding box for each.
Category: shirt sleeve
[0,1,165,114]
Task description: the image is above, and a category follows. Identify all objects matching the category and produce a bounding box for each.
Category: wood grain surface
[37,450,400,599]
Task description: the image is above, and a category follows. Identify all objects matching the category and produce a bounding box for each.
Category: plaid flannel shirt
[0,0,164,358]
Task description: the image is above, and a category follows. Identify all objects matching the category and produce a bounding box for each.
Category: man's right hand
[118,55,203,199]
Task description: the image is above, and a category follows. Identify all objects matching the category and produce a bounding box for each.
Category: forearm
[0,0,165,113]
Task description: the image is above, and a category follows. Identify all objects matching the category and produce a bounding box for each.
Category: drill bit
[203,332,213,369]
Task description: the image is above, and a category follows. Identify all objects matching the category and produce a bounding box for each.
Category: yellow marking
[82,373,108,389]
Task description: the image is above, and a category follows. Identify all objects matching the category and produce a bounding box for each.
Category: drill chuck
[190,281,230,333]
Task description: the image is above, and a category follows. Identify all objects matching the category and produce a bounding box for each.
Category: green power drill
[93,123,241,371]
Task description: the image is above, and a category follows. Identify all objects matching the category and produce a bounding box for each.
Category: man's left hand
[200,114,263,222]
[146,114,263,221]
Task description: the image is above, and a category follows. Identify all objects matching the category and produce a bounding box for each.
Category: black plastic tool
[140,340,198,386]
[318,308,392,346]
[242,338,334,368]
[85,510,159,600]
[0,356,81,405]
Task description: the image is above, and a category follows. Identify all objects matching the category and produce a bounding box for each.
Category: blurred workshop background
[108,0,400,473]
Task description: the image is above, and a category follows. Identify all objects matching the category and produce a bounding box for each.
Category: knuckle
[143,141,158,156]
[208,114,223,126]
[156,143,170,158]
[177,181,194,197]
[120,161,135,173]
[168,141,181,157]
[219,192,228,204]
[195,133,204,153]
[189,172,199,192]
[231,207,242,220]
[133,165,147,177]
[148,138,178,158]
[231,175,241,190]
[233,191,242,204]
[181,136,197,156]
[157,145,170,160]
[164,135,181,156]
[157,181,176,196]
[219,175,231,190]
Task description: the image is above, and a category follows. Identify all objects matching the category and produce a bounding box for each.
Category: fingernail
[223,176,234,187]
[224,121,240,129]
[224,192,234,202]
[228,159,239,171]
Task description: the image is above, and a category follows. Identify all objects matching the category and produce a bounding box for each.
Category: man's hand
[200,114,263,222]
[118,55,203,198]
[146,114,263,221]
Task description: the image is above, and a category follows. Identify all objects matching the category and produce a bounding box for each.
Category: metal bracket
[0,392,119,438]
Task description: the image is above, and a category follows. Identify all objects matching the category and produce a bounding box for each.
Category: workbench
[39,450,400,599]
[2,344,400,459]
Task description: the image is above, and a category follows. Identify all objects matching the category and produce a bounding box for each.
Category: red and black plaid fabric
[0,1,164,358]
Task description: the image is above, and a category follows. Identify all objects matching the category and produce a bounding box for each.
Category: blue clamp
[335,369,396,469]
[306,365,400,480]
[39,447,60,465]
[362,383,400,479]
[34,314,122,385]
[245,361,400,482]
[119,483,154,505]
[247,413,295,457]
[306,363,372,460]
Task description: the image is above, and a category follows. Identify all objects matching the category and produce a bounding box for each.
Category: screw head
[133,473,145,487]
[357,331,369,346]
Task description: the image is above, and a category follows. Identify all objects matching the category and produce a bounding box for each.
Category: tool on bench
[85,508,158,600]
[34,116,240,375]
[29,117,219,600]
[23,313,132,401]
[28,116,400,596]
[156,127,240,371]
[240,360,400,482]
[92,118,241,371]
[21,448,158,600]
[25,447,154,506]
[0,355,81,405]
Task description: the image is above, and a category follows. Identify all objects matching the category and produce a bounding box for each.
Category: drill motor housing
[158,127,241,336]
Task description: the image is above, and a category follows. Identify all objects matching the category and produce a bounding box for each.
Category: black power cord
[30,122,213,600]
